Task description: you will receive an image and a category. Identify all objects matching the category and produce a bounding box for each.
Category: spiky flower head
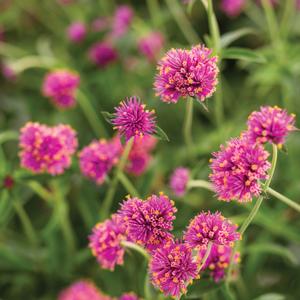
[199,244,240,282]
[209,137,271,202]
[19,122,77,175]
[119,293,139,300]
[247,106,296,146]
[112,97,156,140]
[79,137,122,185]
[42,69,80,109]
[89,214,126,271]
[154,44,218,103]
[58,280,111,300]
[89,41,118,68]
[118,193,177,251]
[184,211,240,250]
[220,0,245,17]
[150,241,198,298]
[67,21,87,43]
[169,167,190,197]
[138,31,164,62]
[111,5,133,38]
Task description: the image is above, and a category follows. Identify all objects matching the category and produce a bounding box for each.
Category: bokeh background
[1,0,300,299]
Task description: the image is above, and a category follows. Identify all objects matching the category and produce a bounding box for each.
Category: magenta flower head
[138,32,164,62]
[199,244,240,282]
[118,193,177,251]
[111,5,133,38]
[111,97,156,141]
[1,63,16,81]
[119,293,139,300]
[184,211,240,250]
[247,106,296,147]
[209,137,271,202]
[154,44,219,103]
[58,280,111,300]
[19,122,77,175]
[42,69,80,109]
[67,22,87,43]
[220,0,245,17]
[169,167,190,197]
[89,41,118,68]
[150,241,198,298]
[89,214,126,271]
[79,137,122,185]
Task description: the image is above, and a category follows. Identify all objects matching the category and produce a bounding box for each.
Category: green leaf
[221,28,257,48]
[184,280,224,299]
[0,130,19,145]
[101,111,114,124]
[222,47,266,63]
[253,293,286,300]
[154,125,170,142]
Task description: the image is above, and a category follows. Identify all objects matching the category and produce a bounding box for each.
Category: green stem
[265,143,278,188]
[266,187,300,213]
[100,137,134,219]
[207,0,221,55]
[13,201,38,247]
[0,130,19,145]
[77,90,108,138]
[215,77,223,127]
[261,0,279,45]
[165,0,200,45]
[188,180,214,192]
[23,180,52,204]
[121,240,150,260]
[146,0,160,29]
[183,98,194,157]
[119,172,141,198]
[198,242,212,271]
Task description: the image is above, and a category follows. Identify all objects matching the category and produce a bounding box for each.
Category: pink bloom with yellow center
[138,32,164,62]
[89,41,118,68]
[19,122,77,175]
[67,22,87,43]
[118,193,177,251]
[169,167,190,197]
[79,137,122,185]
[154,44,219,103]
[112,97,156,140]
[150,241,198,298]
[184,211,240,250]
[58,280,111,300]
[42,70,80,109]
[209,137,271,202]
[220,0,245,17]
[89,214,126,271]
[247,106,296,146]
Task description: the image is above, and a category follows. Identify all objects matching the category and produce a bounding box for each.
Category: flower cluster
[110,5,133,39]
[169,167,190,197]
[42,70,80,109]
[220,0,245,17]
[19,122,77,175]
[154,44,219,103]
[184,211,240,250]
[79,137,122,185]
[138,31,164,62]
[67,21,87,43]
[88,41,118,68]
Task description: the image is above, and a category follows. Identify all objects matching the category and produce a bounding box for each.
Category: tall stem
[188,180,214,192]
[119,172,141,198]
[183,98,194,157]
[100,137,134,219]
[198,242,213,272]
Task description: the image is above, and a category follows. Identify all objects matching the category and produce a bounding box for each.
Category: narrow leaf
[101,111,114,124]
[222,47,266,63]
[154,125,170,142]
[221,27,257,48]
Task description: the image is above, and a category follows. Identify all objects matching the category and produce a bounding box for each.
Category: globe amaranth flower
[169,167,190,197]
[184,211,240,250]
[209,137,271,202]
[112,97,156,140]
[154,44,219,103]
[89,41,118,68]
[42,69,80,109]
[118,193,177,251]
[58,280,111,300]
[19,122,77,175]
[89,214,126,271]
[79,137,122,185]
[138,32,164,62]
[126,136,157,176]
[110,5,133,38]
[150,241,198,298]
[220,0,245,17]
[119,293,139,300]
[247,106,296,146]
[1,62,16,81]
[199,244,240,282]
[67,22,87,43]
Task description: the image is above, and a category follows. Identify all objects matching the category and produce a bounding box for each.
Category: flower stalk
[183,97,194,157]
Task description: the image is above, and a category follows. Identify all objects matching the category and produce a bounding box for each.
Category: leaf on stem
[222,48,266,63]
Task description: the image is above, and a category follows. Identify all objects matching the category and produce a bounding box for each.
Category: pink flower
[246,106,296,146]
[138,32,164,62]
[150,241,198,298]
[79,137,122,185]
[169,167,190,197]
[1,63,16,81]
[58,280,111,300]
[209,137,271,202]
[89,41,118,68]
[119,293,139,300]
[110,5,133,38]
[42,70,80,109]
[220,0,245,17]
[19,122,77,175]
[112,97,156,140]
[89,214,126,271]
[67,22,86,43]
[184,211,240,250]
[154,45,219,103]
[118,193,177,251]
